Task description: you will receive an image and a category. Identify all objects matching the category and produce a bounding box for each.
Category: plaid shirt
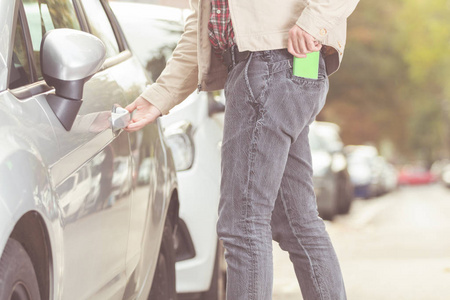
[208,0,235,55]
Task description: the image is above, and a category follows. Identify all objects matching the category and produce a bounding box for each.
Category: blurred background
[112,0,450,299]
[120,0,450,171]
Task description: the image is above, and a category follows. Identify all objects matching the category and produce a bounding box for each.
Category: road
[273,184,450,300]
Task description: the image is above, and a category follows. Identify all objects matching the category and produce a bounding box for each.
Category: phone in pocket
[293,51,320,80]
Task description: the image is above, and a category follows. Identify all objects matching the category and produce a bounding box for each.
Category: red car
[398,165,437,185]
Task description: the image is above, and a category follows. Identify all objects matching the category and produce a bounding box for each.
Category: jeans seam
[242,55,268,299]
[313,264,330,299]
[279,187,327,300]
[243,110,263,300]
[244,53,255,100]
[244,53,272,104]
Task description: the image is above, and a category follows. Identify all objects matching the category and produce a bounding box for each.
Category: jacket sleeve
[296,0,360,42]
[139,0,199,115]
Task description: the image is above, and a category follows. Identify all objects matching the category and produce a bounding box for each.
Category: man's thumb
[125,101,137,113]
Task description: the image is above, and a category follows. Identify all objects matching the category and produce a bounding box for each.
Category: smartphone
[293,51,320,80]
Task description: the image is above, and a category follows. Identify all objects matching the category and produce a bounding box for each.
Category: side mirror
[41,29,106,131]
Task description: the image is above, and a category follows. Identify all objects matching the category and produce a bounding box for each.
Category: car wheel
[201,241,226,300]
[318,186,337,221]
[337,177,352,215]
[148,219,177,300]
[0,238,41,300]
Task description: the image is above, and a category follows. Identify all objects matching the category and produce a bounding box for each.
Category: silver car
[0,0,179,299]
[110,2,226,299]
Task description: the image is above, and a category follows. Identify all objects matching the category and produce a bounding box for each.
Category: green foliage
[396,0,450,162]
[396,0,450,85]
[320,0,450,164]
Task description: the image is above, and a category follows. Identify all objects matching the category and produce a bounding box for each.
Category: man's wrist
[140,85,172,116]
[296,9,331,44]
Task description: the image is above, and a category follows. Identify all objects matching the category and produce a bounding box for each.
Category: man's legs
[271,126,346,300]
[217,49,345,300]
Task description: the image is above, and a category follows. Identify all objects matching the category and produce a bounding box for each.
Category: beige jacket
[141,0,360,115]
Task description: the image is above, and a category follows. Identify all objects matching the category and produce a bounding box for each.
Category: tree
[319,0,450,164]
[395,0,450,161]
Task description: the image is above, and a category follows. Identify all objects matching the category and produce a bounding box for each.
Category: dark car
[309,122,354,220]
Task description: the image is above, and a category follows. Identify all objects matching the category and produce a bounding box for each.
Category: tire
[318,186,337,221]
[337,177,352,215]
[201,241,226,300]
[148,219,177,300]
[0,238,41,300]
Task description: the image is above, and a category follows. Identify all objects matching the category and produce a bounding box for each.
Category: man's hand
[125,96,161,132]
[288,25,322,58]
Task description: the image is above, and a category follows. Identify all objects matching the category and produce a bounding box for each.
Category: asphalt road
[273,184,450,300]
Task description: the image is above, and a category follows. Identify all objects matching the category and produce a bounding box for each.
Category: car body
[431,159,450,188]
[0,0,179,299]
[111,2,226,298]
[309,122,354,220]
[441,164,450,188]
[160,92,225,299]
[376,156,398,194]
[345,145,383,198]
[397,164,436,185]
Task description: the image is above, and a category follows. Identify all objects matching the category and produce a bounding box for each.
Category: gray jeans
[217,49,346,300]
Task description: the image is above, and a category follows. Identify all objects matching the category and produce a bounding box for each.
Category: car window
[9,13,33,89]
[80,0,120,58]
[22,0,81,80]
[111,3,185,81]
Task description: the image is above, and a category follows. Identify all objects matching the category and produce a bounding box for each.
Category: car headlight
[164,121,195,171]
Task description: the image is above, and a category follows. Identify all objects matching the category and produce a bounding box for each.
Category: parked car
[431,159,450,188]
[111,2,226,299]
[376,156,398,194]
[345,145,384,198]
[0,1,179,299]
[309,122,354,220]
[397,164,437,185]
[441,163,450,188]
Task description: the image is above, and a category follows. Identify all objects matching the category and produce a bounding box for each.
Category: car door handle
[111,105,131,132]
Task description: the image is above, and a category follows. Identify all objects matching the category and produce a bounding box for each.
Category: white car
[161,92,226,300]
[111,2,226,299]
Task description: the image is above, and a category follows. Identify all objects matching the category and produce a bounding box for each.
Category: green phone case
[293,51,320,80]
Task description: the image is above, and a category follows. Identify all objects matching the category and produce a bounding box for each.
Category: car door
[68,0,170,297]
[17,0,133,298]
[91,1,172,295]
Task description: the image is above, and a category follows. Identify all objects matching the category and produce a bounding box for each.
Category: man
[126,0,359,299]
